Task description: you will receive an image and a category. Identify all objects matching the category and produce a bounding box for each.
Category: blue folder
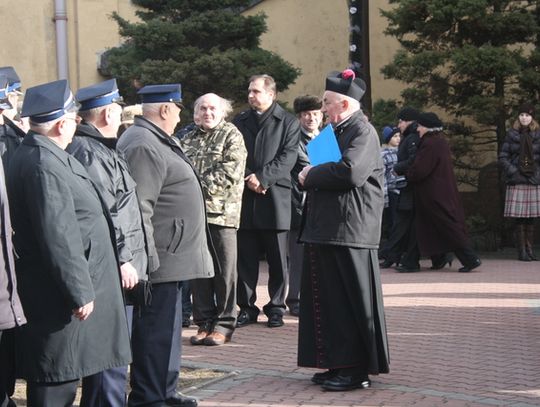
[306,124,342,165]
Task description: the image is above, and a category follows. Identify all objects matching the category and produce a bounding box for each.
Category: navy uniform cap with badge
[0,75,13,110]
[138,84,184,109]
[0,66,22,94]
[21,79,79,124]
[76,79,124,111]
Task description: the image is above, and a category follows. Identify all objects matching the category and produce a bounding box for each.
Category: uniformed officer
[7,80,131,406]
[0,72,25,407]
[118,84,214,407]
[0,67,25,169]
[67,79,148,407]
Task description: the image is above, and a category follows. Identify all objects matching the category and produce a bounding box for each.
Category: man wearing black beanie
[379,107,422,272]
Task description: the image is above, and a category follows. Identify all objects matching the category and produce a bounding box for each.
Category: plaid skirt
[504,184,540,217]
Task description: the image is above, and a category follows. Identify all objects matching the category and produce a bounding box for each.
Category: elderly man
[7,80,131,406]
[286,95,323,317]
[297,70,389,391]
[0,67,25,169]
[66,79,148,406]
[233,74,300,328]
[0,74,25,407]
[180,93,247,346]
[117,84,214,407]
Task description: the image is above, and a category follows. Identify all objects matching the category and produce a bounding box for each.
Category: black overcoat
[407,132,470,256]
[67,122,148,280]
[233,103,300,230]
[7,132,131,382]
[299,111,384,248]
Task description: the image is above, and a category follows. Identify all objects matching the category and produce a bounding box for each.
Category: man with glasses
[118,84,214,407]
[6,79,131,406]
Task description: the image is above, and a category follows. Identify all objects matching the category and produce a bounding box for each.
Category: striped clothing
[504,184,540,217]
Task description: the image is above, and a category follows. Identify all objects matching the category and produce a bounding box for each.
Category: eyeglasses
[64,115,82,124]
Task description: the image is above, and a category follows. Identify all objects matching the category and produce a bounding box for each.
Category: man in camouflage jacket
[180,93,247,345]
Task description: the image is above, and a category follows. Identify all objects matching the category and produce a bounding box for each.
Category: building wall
[0,0,138,91]
[2,1,399,105]
[243,0,404,105]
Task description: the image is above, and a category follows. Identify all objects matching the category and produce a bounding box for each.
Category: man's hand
[245,174,266,194]
[298,165,313,186]
[73,301,94,321]
[120,262,139,290]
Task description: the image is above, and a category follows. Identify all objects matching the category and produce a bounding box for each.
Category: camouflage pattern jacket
[180,121,247,228]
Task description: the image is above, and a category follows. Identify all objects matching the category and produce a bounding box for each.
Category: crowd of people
[0,62,536,407]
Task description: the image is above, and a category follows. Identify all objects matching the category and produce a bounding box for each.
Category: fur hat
[417,112,443,129]
[518,103,535,117]
[397,107,419,122]
[293,95,322,114]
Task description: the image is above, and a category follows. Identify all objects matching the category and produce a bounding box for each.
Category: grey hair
[141,102,164,116]
[78,105,106,122]
[29,105,79,132]
[193,93,233,119]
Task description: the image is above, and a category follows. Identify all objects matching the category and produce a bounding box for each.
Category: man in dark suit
[7,80,131,406]
[233,74,300,328]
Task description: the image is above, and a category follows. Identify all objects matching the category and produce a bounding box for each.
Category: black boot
[517,224,530,262]
[526,224,538,261]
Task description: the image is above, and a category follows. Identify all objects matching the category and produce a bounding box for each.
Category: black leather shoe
[165,392,198,406]
[267,314,284,328]
[430,254,454,270]
[379,259,395,268]
[459,258,481,273]
[322,374,371,391]
[236,310,257,327]
[311,369,338,385]
[395,265,420,273]
[289,304,300,317]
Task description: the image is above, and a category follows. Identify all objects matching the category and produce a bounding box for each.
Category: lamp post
[349,0,371,114]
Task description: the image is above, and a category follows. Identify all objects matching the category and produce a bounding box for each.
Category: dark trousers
[128,282,183,407]
[192,225,238,336]
[27,380,79,407]
[181,282,192,322]
[382,208,420,268]
[80,306,133,407]
[286,228,302,309]
[237,229,288,317]
[0,330,15,407]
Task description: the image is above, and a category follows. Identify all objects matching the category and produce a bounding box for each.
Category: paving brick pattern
[182,257,540,406]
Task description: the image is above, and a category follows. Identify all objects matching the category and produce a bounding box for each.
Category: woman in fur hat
[499,104,540,261]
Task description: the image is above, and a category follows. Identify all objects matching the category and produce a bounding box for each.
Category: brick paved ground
[182,255,540,407]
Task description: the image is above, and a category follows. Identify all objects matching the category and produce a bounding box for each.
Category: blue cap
[21,80,78,123]
[382,126,399,143]
[76,79,124,111]
[0,75,13,110]
[138,84,183,107]
[0,66,21,93]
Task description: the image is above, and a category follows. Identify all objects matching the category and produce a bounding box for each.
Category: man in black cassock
[297,69,390,391]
